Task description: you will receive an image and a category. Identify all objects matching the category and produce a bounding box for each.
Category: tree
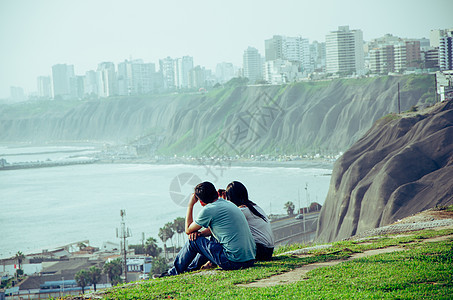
[284,201,295,216]
[88,266,102,292]
[15,251,25,278]
[15,251,25,270]
[150,257,169,275]
[158,223,174,260]
[145,237,162,258]
[103,259,123,286]
[172,217,185,248]
[75,269,90,294]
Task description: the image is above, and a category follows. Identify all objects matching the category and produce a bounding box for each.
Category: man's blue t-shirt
[195,198,256,262]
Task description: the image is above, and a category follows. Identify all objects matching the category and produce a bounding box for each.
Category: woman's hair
[195,182,218,204]
[225,181,267,222]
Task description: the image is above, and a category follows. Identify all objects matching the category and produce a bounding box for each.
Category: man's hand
[188,231,201,241]
[189,193,198,206]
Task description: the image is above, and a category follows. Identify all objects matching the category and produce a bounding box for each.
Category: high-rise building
[430,29,450,48]
[215,62,236,84]
[97,62,117,98]
[369,45,395,74]
[265,35,284,61]
[84,70,98,97]
[265,35,310,71]
[405,41,422,68]
[118,59,156,95]
[326,26,364,76]
[309,41,326,72]
[51,64,75,99]
[422,48,439,69]
[174,56,194,89]
[10,86,25,101]
[37,76,52,99]
[188,65,207,89]
[439,32,453,71]
[243,47,262,84]
[70,76,85,99]
[159,57,176,89]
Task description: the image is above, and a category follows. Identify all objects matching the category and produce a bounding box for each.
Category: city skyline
[1,0,452,99]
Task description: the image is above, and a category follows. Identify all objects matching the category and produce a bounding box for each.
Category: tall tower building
[265,35,310,70]
[37,76,52,99]
[326,26,364,75]
[215,62,236,83]
[84,70,98,97]
[118,59,156,95]
[97,62,117,98]
[174,56,194,89]
[243,47,262,84]
[265,35,285,61]
[159,57,176,89]
[51,64,75,99]
[439,32,453,71]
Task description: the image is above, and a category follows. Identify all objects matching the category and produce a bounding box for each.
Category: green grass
[81,228,453,299]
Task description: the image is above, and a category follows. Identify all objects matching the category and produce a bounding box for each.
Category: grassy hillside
[68,219,453,299]
[1,75,435,156]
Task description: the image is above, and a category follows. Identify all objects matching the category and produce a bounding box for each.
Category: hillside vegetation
[0,75,435,156]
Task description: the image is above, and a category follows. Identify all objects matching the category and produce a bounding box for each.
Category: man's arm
[185,193,202,235]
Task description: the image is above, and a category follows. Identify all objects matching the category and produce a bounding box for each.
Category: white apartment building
[84,70,98,96]
[264,59,301,84]
[159,57,176,89]
[51,64,75,99]
[97,62,117,98]
[265,35,310,71]
[439,32,453,71]
[326,26,364,76]
[118,59,156,95]
[243,47,262,84]
[174,56,194,89]
[37,76,52,98]
[215,62,236,83]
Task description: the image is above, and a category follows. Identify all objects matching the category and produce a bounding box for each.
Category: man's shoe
[153,271,170,279]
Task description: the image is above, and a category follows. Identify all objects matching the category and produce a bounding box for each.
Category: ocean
[0,146,332,259]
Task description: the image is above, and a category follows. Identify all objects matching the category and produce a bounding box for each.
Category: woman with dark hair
[226,181,274,261]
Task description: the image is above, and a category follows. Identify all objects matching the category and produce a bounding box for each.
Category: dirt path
[239,234,452,288]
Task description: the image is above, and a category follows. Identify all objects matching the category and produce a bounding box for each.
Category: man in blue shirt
[162,181,256,276]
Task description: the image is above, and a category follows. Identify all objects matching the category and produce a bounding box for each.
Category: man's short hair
[194,182,218,204]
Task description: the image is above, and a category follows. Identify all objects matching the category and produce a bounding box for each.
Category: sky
[0,0,452,99]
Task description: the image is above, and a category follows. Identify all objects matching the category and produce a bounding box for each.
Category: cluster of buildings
[0,241,152,299]
[8,26,453,102]
[244,27,453,84]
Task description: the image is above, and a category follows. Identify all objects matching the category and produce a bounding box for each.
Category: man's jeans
[167,236,254,276]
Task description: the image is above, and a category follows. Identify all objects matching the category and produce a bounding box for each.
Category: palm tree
[158,227,169,260]
[172,217,185,248]
[159,223,175,259]
[88,266,102,292]
[103,259,122,286]
[75,269,90,294]
[284,201,295,216]
[15,251,25,278]
[145,237,162,258]
[15,251,25,270]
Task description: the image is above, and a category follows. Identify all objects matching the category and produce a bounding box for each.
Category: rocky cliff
[316,100,453,243]
[0,75,434,156]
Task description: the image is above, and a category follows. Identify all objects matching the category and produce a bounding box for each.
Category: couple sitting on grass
[158,181,275,277]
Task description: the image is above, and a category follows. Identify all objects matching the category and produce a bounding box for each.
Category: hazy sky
[0,0,452,99]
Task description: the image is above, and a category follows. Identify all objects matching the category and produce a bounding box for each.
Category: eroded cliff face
[0,75,433,155]
[316,100,453,243]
